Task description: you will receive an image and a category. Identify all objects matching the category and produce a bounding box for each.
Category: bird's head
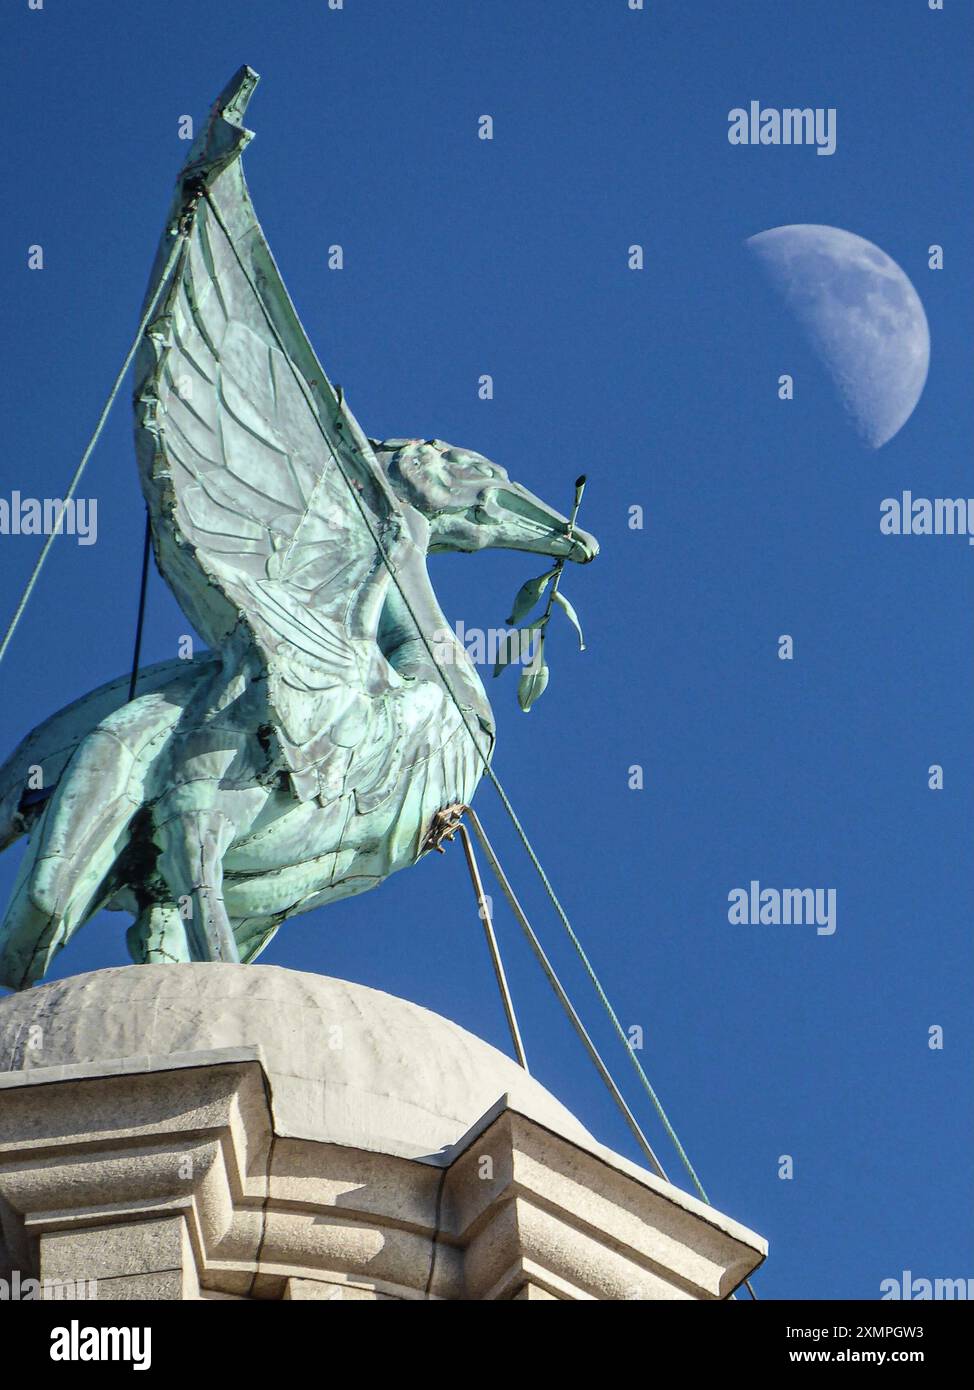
[371,438,599,563]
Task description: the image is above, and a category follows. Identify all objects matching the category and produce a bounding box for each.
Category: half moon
[745,224,930,449]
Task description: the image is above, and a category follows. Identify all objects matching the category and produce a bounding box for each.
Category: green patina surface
[0,68,596,989]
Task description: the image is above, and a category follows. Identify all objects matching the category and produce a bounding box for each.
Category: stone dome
[0,963,595,1161]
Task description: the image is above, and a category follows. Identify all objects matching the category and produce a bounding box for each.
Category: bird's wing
[134,68,407,796]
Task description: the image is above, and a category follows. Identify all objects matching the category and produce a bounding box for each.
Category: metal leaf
[553,591,585,650]
[507,569,557,626]
[517,641,549,711]
[493,617,548,678]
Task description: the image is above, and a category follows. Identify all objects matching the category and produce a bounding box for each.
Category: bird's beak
[488,480,599,563]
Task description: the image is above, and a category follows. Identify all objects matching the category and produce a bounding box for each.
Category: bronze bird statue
[0,68,597,989]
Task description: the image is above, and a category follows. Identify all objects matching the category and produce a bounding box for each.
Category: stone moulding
[0,1051,765,1300]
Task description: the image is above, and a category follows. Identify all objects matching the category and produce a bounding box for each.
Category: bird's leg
[153,811,239,963]
[126,903,193,965]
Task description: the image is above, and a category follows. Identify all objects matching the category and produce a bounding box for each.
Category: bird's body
[0,509,497,981]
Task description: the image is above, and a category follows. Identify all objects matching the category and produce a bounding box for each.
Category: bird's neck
[378,513,494,737]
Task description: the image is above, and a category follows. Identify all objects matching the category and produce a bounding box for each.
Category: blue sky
[1,1,971,1299]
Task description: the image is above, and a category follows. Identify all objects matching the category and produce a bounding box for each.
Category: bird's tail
[0,661,212,989]
[0,656,209,854]
[0,728,142,989]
